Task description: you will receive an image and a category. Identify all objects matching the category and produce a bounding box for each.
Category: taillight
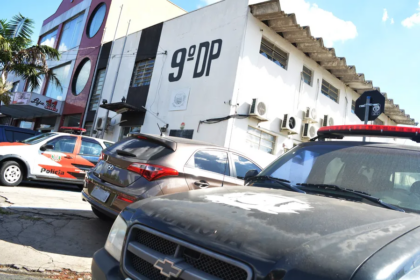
[127,163,178,181]
[99,152,104,161]
[116,194,135,204]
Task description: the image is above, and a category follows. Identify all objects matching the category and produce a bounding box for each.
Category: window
[351,100,356,114]
[47,136,77,153]
[131,59,155,87]
[19,121,33,129]
[246,126,276,154]
[30,75,44,94]
[374,119,384,125]
[302,66,313,86]
[260,38,288,69]
[87,3,106,38]
[190,150,229,175]
[58,13,84,52]
[45,63,71,101]
[84,122,93,136]
[63,114,82,127]
[79,139,102,156]
[72,59,91,95]
[11,81,20,92]
[104,142,113,148]
[321,80,339,103]
[232,154,261,179]
[21,133,57,145]
[40,29,58,48]
[169,130,194,139]
[89,69,106,111]
[14,132,34,142]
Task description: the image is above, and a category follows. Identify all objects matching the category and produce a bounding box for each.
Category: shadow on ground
[0,207,113,258]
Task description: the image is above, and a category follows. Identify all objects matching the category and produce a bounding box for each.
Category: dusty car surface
[91,125,420,280]
[82,133,262,220]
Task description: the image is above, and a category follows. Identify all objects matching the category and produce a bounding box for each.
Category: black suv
[92,125,420,280]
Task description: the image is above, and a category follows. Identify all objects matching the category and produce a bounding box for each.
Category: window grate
[131,59,155,87]
[260,38,288,69]
[321,79,339,103]
[246,126,275,154]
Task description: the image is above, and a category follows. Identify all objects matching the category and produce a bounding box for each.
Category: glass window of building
[89,69,106,111]
[321,80,339,103]
[11,81,20,92]
[63,114,82,127]
[303,66,313,86]
[19,121,33,129]
[72,59,91,95]
[351,100,356,114]
[40,29,58,48]
[45,63,71,101]
[260,38,288,69]
[58,13,84,52]
[84,122,93,136]
[246,126,276,154]
[131,59,155,87]
[88,3,106,38]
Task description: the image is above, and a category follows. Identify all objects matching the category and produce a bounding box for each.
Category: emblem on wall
[169,89,190,111]
[169,39,223,82]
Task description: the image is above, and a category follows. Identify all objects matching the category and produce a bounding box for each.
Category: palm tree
[0,14,61,105]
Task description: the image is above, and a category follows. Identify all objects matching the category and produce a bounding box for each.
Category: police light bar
[59,127,87,135]
[318,125,420,143]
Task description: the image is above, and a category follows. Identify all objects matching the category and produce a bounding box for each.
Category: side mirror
[40,144,54,151]
[244,169,259,183]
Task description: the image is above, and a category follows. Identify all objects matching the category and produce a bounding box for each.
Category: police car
[0,127,113,187]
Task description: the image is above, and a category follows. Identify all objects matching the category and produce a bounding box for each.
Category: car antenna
[157,123,163,137]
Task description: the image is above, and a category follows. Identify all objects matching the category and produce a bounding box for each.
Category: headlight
[104,215,128,261]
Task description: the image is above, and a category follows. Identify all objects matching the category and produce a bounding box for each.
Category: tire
[91,206,114,221]
[0,161,23,187]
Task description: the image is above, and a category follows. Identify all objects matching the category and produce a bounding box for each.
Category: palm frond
[0,19,11,38]
[0,79,13,105]
[9,14,34,41]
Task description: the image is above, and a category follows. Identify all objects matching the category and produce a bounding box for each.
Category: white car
[0,131,113,187]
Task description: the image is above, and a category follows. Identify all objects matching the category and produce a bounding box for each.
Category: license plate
[91,186,110,203]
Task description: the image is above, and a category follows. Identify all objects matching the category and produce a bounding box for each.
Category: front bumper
[92,248,123,280]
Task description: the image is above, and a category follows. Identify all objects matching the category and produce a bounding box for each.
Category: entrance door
[35,136,78,181]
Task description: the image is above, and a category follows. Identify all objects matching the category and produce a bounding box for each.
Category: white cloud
[382,9,389,22]
[281,0,358,47]
[402,1,420,28]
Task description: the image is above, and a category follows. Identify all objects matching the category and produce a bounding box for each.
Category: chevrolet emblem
[154,259,183,278]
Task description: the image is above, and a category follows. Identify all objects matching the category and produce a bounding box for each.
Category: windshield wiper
[247,176,305,193]
[297,183,405,212]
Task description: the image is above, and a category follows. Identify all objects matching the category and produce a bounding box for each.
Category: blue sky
[1,0,420,123]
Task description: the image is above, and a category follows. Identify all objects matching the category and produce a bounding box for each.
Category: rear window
[106,137,173,160]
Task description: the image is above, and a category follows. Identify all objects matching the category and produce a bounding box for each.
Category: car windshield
[258,143,420,213]
[21,133,57,145]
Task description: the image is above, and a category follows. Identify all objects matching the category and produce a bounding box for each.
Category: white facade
[96,0,405,167]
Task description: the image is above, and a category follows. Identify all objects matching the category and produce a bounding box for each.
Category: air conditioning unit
[281,114,297,134]
[322,115,335,127]
[96,117,111,131]
[249,98,268,121]
[304,107,318,123]
[302,123,318,140]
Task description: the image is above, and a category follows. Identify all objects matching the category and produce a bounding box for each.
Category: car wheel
[0,161,23,187]
[91,206,114,221]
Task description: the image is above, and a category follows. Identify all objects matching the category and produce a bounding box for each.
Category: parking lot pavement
[0,183,113,275]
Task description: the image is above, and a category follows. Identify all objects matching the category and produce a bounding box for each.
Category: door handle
[194,180,209,188]
[64,155,73,159]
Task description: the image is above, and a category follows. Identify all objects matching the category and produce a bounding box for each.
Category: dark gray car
[82,133,262,220]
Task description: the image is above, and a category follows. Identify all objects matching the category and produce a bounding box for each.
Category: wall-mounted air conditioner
[322,115,335,127]
[304,107,318,123]
[302,123,318,140]
[249,98,268,121]
[281,114,297,134]
[96,117,111,131]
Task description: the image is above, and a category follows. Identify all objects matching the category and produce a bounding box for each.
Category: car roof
[52,132,114,143]
[300,140,420,152]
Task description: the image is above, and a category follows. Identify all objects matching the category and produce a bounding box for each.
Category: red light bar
[318,125,420,142]
[60,127,86,132]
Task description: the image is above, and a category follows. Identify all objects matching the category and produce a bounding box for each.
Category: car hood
[0,142,31,154]
[125,187,420,280]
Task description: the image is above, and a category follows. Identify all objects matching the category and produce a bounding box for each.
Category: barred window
[321,80,339,103]
[260,38,288,69]
[246,126,276,154]
[131,59,155,87]
[89,69,106,111]
[303,66,313,86]
[351,100,356,114]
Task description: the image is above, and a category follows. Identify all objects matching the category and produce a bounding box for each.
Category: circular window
[87,3,106,38]
[72,59,91,95]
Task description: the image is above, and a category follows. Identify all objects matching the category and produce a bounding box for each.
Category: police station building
[5,0,417,165]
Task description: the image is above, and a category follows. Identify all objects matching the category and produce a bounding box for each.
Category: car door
[35,135,78,180]
[229,153,262,185]
[184,150,230,190]
[74,137,104,177]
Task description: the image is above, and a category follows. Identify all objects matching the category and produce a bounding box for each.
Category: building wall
[103,0,185,43]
